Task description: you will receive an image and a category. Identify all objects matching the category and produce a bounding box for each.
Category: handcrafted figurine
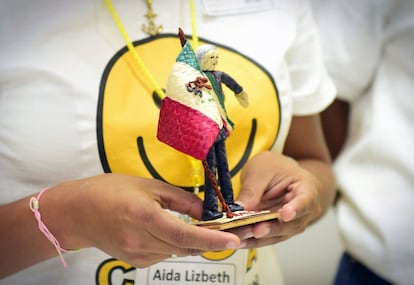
[157,29,248,221]
[195,44,248,220]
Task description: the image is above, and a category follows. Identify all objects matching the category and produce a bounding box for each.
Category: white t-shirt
[313,0,414,284]
[0,0,335,284]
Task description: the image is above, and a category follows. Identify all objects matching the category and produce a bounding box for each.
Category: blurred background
[276,208,343,285]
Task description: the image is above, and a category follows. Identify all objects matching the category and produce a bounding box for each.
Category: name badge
[201,0,273,16]
[135,251,249,285]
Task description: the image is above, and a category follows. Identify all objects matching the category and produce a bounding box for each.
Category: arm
[232,0,336,247]
[283,114,336,217]
[235,114,336,247]
[219,72,249,108]
[0,174,241,278]
[220,72,243,95]
[320,98,350,159]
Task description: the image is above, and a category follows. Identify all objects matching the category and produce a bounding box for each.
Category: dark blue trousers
[334,253,393,285]
[203,129,234,213]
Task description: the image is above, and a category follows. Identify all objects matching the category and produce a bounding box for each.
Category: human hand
[232,151,322,248]
[235,91,249,108]
[46,174,242,268]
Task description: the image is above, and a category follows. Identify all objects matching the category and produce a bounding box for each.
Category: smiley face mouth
[136,118,257,192]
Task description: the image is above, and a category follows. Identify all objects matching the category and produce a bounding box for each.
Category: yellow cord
[189,0,199,49]
[104,0,165,99]
[104,0,200,98]
[104,0,203,192]
[188,0,202,192]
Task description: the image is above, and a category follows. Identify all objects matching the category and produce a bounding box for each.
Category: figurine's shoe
[202,210,224,221]
[228,203,244,212]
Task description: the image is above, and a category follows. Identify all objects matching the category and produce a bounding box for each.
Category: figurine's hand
[235,91,249,108]
[46,174,242,268]
[232,151,322,248]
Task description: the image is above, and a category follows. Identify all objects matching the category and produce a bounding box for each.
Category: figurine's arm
[219,72,249,108]
[220,72,243,94]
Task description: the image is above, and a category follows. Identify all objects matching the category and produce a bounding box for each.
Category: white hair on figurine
[196,44,216,62]
[196,44,219,71]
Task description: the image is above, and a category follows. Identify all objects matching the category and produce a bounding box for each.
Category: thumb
[236,151,281,210]
[236,172,269,211]
[157,211,242,251]
[236,186,260,211]
[153,182,204,220]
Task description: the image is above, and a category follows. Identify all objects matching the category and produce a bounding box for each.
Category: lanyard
[103,0,203,192]
[103,0,200,99]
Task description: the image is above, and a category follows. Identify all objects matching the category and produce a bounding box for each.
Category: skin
[0,116,336,278]
[0,47,338,281]
[233,114,337,248]
[320,99,350,159]
[0,174,242,278]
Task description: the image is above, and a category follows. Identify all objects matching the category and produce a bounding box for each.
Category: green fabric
[176,41,201,71]
[205,71,234,128]
[175,41,234,129]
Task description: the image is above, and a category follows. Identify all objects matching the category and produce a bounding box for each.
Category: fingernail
[226,241,242,249]
[284,210,296,222]
[234,200,244,207]
[238,241,247,249]
[242,231,254,240]
[255,227,270,239]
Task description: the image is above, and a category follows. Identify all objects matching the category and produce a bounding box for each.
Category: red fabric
[157,97,220,160]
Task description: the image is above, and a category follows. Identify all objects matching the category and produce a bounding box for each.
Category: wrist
[39,181,90,251]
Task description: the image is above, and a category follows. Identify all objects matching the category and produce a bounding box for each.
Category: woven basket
[157,40,223,160]
[157,97,220,160]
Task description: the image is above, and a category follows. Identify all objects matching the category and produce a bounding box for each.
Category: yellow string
[187,0,202,191]
[189,0,199,49]
[104,0,203,192]
[104,0,165,99]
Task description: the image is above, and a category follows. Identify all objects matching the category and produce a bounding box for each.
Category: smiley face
[97,35,280,195]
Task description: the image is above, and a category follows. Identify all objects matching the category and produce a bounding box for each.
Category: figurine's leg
[202,145,223,221]
[215,137,244,213]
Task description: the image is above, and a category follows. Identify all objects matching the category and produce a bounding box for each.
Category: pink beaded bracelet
[29,188,69,267]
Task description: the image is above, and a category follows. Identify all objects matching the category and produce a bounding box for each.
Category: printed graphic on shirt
[96,248,258,285]
[97,34,280,193]
[96,34,280,285]
[96,258,135,285]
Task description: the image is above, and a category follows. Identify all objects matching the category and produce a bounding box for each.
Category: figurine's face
[200,48,219,71]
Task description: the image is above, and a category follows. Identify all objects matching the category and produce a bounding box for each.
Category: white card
[201,0,273,16]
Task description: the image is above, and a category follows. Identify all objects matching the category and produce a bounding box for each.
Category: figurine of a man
[196,44,249,220]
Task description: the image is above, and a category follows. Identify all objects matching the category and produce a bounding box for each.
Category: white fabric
[313,0,414,284]
[0,0,334,284]
[166,62,223,127]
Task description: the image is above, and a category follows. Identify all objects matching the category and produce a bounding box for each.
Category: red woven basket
[157,97,220,160]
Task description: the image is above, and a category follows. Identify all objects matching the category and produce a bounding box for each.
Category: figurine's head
[196,44,219,71]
